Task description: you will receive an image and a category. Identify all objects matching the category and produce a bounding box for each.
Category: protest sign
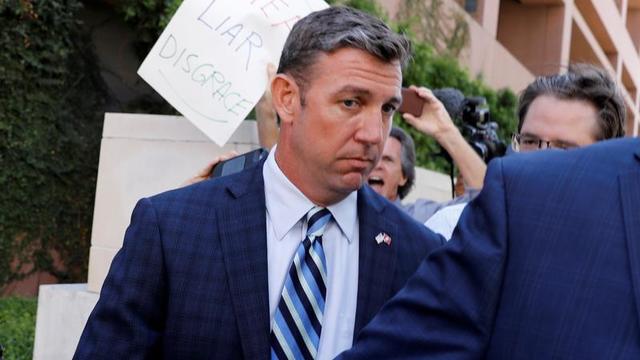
[138,0,329,145]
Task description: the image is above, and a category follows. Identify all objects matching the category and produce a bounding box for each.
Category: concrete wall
[87,113,263,292]
[33,285,99,360]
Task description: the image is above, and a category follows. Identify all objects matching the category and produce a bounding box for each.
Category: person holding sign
[74,6,443,360]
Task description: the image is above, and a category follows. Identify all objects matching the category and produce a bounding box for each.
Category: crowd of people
[74,6,639,360]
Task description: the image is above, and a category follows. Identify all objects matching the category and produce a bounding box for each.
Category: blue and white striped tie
[270,207,332,360]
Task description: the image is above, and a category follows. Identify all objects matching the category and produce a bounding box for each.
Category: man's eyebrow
[335,86,372,97]
[519,132,539,139]
[553,140,579,148]
[335,86,401,105]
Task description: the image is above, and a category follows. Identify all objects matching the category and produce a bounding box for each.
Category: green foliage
[0,0,106,288]
[398,0,469,57]
[0,297,37,360]
[115,0,183,57]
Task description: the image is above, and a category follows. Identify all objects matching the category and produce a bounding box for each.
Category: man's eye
[522,138,538,145]
[343,99,357,108]
[382,104,396,114]
[552,143,572,150]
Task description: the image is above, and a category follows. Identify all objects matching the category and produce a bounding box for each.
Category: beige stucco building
[381,0,640,136]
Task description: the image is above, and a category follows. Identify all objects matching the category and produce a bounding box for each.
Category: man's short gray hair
[277,6,412,97]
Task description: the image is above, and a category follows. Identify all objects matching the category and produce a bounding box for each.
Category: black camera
[432,88,506,163]
[459,96,506,162]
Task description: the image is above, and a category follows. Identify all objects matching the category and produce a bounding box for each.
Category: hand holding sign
[138,0,328,146]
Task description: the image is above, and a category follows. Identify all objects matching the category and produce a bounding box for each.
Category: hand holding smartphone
[398,87,424,117]
[210,148,269,178]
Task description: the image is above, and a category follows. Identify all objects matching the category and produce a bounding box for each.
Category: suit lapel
[218,162,270,360]
[620,148,640,331]
[353,186,398,336]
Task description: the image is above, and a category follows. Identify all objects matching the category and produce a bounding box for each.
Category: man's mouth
[368,176,384,187]
[342,157,375,172]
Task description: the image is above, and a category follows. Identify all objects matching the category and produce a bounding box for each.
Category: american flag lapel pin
[383,233,392,246]
[375,232,392,246]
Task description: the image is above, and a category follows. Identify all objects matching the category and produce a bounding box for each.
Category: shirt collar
[263,146,357,243]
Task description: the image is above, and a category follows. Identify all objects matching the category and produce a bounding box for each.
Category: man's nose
[354,110,384,145]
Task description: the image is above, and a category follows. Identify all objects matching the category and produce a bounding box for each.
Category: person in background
[426,63,626,239]
[369,85,487,223]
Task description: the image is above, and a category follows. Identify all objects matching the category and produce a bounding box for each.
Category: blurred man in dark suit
[338,66,640,357]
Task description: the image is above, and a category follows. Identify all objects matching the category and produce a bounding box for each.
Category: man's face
[367,137,407,201]
[519,95,600,152]
[276,48,402,206]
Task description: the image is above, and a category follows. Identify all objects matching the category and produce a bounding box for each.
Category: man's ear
[399,173,408,187]
[271,74,301,125]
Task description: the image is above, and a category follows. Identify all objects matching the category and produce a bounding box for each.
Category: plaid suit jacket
[340,137,640,360]
[74,158,442,359]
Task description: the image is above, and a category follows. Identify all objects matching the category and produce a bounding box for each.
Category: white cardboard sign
[138,0,328,145]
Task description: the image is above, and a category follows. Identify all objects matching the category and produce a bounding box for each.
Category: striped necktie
[270,207,332,360]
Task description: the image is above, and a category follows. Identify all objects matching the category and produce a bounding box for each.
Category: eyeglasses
[512,134,575,152]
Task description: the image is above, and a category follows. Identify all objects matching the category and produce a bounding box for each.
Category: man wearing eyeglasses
[513,64,625,151]
[425,63,626,239]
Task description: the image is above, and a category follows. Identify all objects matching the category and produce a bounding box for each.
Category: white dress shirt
[263,148,360,360]
[424,202,468,240]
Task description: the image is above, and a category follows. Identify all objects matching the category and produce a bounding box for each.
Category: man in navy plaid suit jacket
[74,7,443,359]
[339,137,640,359]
